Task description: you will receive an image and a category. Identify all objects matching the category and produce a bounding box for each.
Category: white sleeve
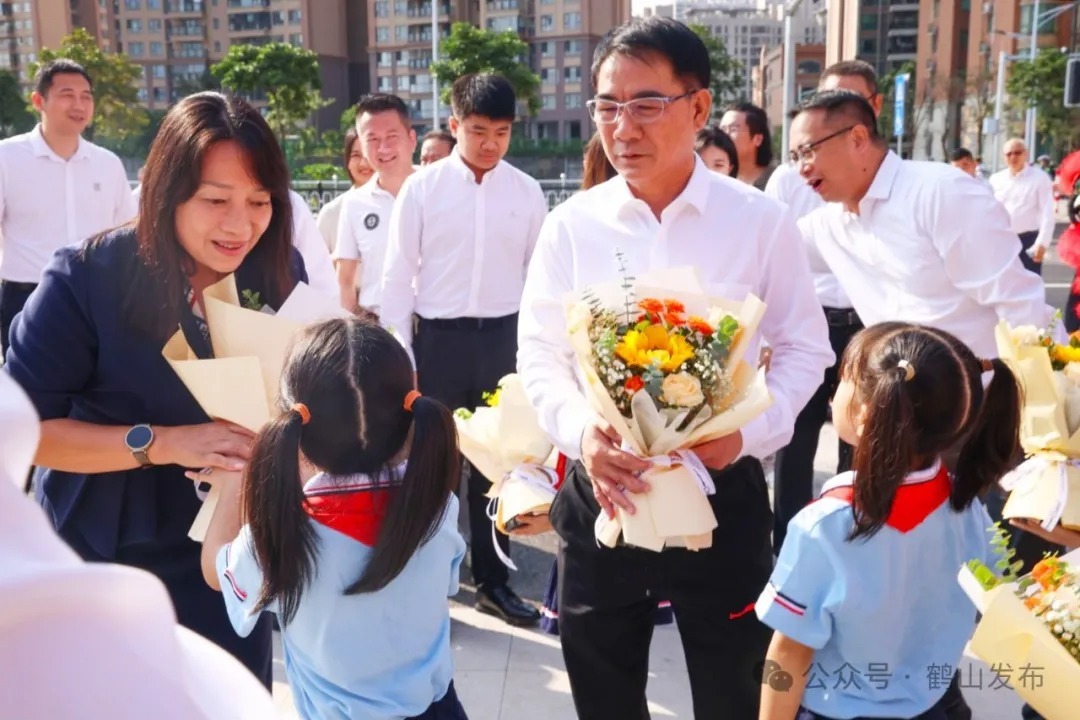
[380,176,423,346]
[113,157,137,224]
[517,213,596,459]
[215,525,271,638]
[736,208,834,459]
[334,198,361,261]
[289,191,337,300]
[1035,172,1057,250]
[928,175,1050,328]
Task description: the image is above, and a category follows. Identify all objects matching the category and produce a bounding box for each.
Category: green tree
[211,42,329,137]
[32,27,147,143]
[0,70,34,138]
[430,23,541,116]
[688,24,745,112]
[340,104,358,134]
[1007,48,1080,157]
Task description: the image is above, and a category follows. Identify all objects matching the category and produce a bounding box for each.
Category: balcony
[165,1,204,14]
[229,12,272,33]
[406,3,451,18]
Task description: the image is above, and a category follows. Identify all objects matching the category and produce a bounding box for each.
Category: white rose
[660,372,705,407]
[706,305,726,330]
[1010,325,1043,347]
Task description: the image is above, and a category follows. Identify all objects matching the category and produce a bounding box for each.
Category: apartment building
[751,42,825,125]
[824,0,919,76]
[367,0,630,140]
[0,0,104,84]
[640,0,826,103]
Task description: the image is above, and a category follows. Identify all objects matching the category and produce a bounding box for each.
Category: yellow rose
[660,372,705,407]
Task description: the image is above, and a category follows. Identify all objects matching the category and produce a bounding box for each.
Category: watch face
[126,425,153,451]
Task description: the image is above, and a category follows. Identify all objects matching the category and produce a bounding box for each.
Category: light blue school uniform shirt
[217,471,466,720]
[755,460,998,719]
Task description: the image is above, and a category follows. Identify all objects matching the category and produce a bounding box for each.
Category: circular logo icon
[363,213,380,230]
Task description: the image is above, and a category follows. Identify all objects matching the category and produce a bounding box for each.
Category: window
[137,87,148,102]
[397,75,409,90]
[378,75,393,91]
[860,13,877,30]
[563,12,581,29]
[272,11,284,24]
[214,41,221,52]
[153,87,165,102]
[289,33,303,45]
[126,19,142,33]
[147,0,161,7]
[540,15,553,32]
[125,0,140,8]
[213,17,219,29]
[796,60,821,74]
[376,27,390,41]
[541,94,556,110]
[541,67,557,84]
[150,41,163,56]
[567,120,581,140]
[860,38,877,54]
[128,42,145,57]
[148,19,162,32]
[539,41,552,56]
[151,64,166,78]
[564,93,582,109]
[394,1,407,14]
[395,25,407,40]
[564,66,581,83]
[564,40,583,55]
[487,16,518,32]
[375,1,388,17]
[288,9,302,23]
[378,51,393,66]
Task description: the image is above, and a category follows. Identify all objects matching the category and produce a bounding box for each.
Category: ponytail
[244,409,319,625]
[346,395,461,594]
[951,358,1022,510]
[849,364,919,540]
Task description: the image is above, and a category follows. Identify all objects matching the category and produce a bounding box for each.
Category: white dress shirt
[764,162,852,309]
[335,178,395,311]
[288,190,338,301]
[0,125,136,283]
[380,149,549,344]
[801,152,1049,359]
[518,157,834,461]
[989,164,1057,249]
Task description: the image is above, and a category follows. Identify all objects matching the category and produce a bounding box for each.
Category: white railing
[290,178,582,213]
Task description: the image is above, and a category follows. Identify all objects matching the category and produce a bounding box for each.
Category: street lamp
[781,0,806,160]
[431,2,440,130]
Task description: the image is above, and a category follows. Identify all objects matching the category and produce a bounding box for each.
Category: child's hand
[507,513,552,536]
[1009,518,1080,550]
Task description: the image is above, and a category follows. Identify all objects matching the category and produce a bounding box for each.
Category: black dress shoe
[475,584,540,627]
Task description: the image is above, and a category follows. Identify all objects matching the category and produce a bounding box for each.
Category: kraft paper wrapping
[566,267,772,551]
[996,322,1080,530]
[959,549,1080,720]
[453,374,557,533]
[164,276,350,542]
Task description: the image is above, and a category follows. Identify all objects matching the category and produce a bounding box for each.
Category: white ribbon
[485,464,558,571]
[1000,455,1080,532]
[618,442,716,496]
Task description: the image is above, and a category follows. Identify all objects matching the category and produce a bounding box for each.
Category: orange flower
[624,375,645,393]
[663,312,686,327]
[663,299,686,313]
[688,316,713,335]
[638,298,664,313]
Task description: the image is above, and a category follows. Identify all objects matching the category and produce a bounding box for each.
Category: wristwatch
[125,424,155,467]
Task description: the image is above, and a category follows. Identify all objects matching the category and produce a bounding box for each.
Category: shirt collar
[608,154,711,220]
[863,150,902,202]
[820,458,943,494]
[447,146,501,185]
[360,174,396,201]
[29,124,90,162]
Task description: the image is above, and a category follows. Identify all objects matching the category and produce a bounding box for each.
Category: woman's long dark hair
[839,322,1021,540]
[695,124,740,178]
[581,133,615,190]
[244,318,460,623]
[108,92,295,340]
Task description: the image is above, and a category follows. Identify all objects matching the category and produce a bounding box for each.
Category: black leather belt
[1,281,38,293]
[823,307,861,327]
[417,313,517,331]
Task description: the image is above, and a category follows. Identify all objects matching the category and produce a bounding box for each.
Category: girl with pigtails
[756,322,1023,720]
[200,317,469,720]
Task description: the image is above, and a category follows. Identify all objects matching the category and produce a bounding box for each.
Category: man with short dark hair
[720,101,775,189]
[419,129,455,165]
[518,17,832,718]
[381,74,548,627]
[0,59,135,355]
[335,94,417,315]
[949,147,980,178]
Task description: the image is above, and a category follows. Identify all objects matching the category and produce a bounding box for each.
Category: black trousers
[414,313,517,590]
[0,280,36,358]
[64,529,274,689]
[551,458,774,720]
[407,681,469,720]
[772,308,863,551]
[1065,272,1080,335]
[1017,231,1043,276]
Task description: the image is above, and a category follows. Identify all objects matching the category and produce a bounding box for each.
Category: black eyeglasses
[788,125,856,165]
[586,90,699,125]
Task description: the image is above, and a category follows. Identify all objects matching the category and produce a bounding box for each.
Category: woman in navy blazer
[4,92,307,685]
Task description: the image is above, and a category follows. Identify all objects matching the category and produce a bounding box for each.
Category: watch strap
[133,449,152,467]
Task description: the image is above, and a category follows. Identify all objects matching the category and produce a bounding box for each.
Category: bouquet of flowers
[566,264,771,552]
[959,527,1080,718]
[995,320,1080,532]
[164,274,349,541]
[454,375,558,558]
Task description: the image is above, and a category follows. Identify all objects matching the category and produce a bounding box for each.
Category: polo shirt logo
[93,182,101,192]
[364,213,379,230]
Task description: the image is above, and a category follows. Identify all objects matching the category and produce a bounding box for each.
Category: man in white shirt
[335,94,417,315]
[949,147,983,180]
[517,17,832,719]
[0,59,136,355]
[719,101,775,190]
[288,190,337,301]
[764,59,881,553]
[419,129,455,166]
[381,73,548,627]
[990,138,1057,276]
[791,90,1047,363]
